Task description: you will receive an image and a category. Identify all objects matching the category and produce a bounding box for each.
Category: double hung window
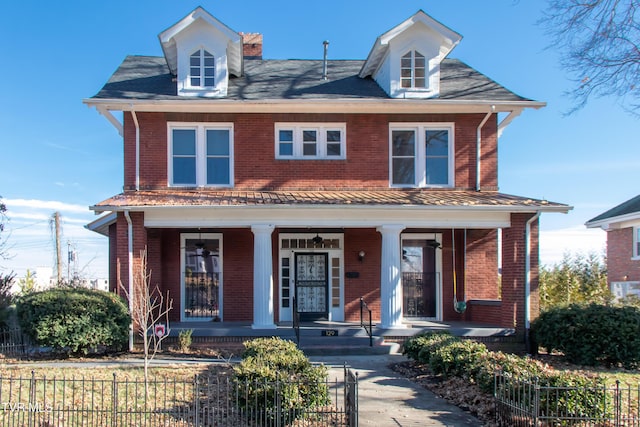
[276,123,346,159]
[169,123,233,187]
[390,123,454,187]
[634,226,640,259]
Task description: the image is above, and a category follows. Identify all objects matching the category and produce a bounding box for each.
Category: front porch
[161,319,519,355]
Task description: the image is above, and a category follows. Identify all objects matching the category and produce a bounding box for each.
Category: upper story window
[390,123,454,188]
[401,50,426,89]
[189,49,215,88]
[275,123,346,159]
[168,123,233,187]
[634,226,640,259]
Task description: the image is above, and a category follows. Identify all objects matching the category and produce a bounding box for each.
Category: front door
[295,253,329,321]
[402,238,439,319]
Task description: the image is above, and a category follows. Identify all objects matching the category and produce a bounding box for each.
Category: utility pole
[53,212,62,285]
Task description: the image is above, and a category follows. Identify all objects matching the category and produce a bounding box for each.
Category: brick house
[586,195,640,299]
[85,8,569,335]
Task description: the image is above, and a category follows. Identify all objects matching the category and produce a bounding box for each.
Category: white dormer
[359,10,462,99]
[158,7,242,97]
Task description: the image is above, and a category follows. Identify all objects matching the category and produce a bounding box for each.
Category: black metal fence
[0,368,358,426]
[0,328,29,357]
[495,370,640,426]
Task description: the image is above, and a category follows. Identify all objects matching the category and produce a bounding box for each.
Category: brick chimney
[240,33,263,59]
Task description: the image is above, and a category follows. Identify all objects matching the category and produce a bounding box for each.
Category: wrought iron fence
[495,370,640,426]
[0,368,358,426]
[0,328,29,357]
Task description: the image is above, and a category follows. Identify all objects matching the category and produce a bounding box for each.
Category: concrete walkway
[312,354,482,427]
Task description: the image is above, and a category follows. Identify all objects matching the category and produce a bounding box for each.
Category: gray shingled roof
[587,194,640,225]
[90,56,532,102]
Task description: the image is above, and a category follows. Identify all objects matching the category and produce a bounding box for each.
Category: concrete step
[296,335,400,356]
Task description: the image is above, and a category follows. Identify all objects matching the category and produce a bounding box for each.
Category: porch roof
[91,189,569,213]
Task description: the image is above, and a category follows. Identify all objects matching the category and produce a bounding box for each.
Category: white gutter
[497,108,523,138]
[84,98,546,115]
[525,211,541,352]
[476,107,494,191]
[131,110,140,191]
[124,210,134,351]
[95,106,123,136]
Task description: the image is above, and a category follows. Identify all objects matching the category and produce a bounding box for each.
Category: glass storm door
[295,253,329,321]
[183,236,220,320]
[402,240,437,318]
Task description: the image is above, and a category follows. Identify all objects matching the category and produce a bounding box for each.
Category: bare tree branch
[541,0,640,114]
[118,248,173,399]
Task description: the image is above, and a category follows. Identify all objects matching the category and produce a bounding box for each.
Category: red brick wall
[465,229,499,301]
[501,213,539,335]
[221,228,255,321]
[344,229,382,322]
[608,228,640,282]
[124,112,498,191]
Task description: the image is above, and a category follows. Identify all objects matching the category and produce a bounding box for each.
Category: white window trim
[180,233,223,322]
[389,122,455,188]
[188,48,215,89]
[275,123,347,160]
[168,122,234,188]
[633,226,640,260]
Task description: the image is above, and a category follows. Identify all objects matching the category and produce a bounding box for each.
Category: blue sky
[1,0,638,280]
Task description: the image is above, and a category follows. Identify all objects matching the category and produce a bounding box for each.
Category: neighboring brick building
[586,194,640,300]
[85,8,569,335]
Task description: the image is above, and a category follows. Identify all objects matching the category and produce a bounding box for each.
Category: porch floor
[167,319,515,339]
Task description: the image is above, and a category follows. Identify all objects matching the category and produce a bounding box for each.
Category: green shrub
[428,339,488,378]
[402,328,612,420]
[233,337,329,424]
[532,303,640,367]
[403,331,456,363]
[16,288,130,355]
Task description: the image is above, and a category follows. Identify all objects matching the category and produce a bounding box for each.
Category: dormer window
[401,51,426,89]
[190,49,215,88]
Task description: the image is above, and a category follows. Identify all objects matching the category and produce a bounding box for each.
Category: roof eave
[91,203,570,215]
[586,211,640,229]
[83,97,546,115]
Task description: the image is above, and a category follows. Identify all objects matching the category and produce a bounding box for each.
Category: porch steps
[297,335,400,356]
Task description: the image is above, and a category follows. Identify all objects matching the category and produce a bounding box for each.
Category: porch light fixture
[312,233,323,245]
[427,240,441,250]
[358,250,366,262]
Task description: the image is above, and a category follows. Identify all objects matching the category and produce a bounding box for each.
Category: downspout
[124,210,134,351]
[525,211,541,354]
[130,109,140,191]
[476,106,495,191]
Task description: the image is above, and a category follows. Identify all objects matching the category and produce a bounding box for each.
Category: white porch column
[377,225,406,329]
[251,224,277,329]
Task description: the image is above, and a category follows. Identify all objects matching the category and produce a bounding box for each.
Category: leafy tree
[541,0,640,114]
[540,252,611,311]
[17,269,37,295]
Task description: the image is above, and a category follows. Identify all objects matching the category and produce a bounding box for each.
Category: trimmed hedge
[532,303,640,367]
[233,337,329,424]
[403,331,607,419]
[16,288,130,354]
